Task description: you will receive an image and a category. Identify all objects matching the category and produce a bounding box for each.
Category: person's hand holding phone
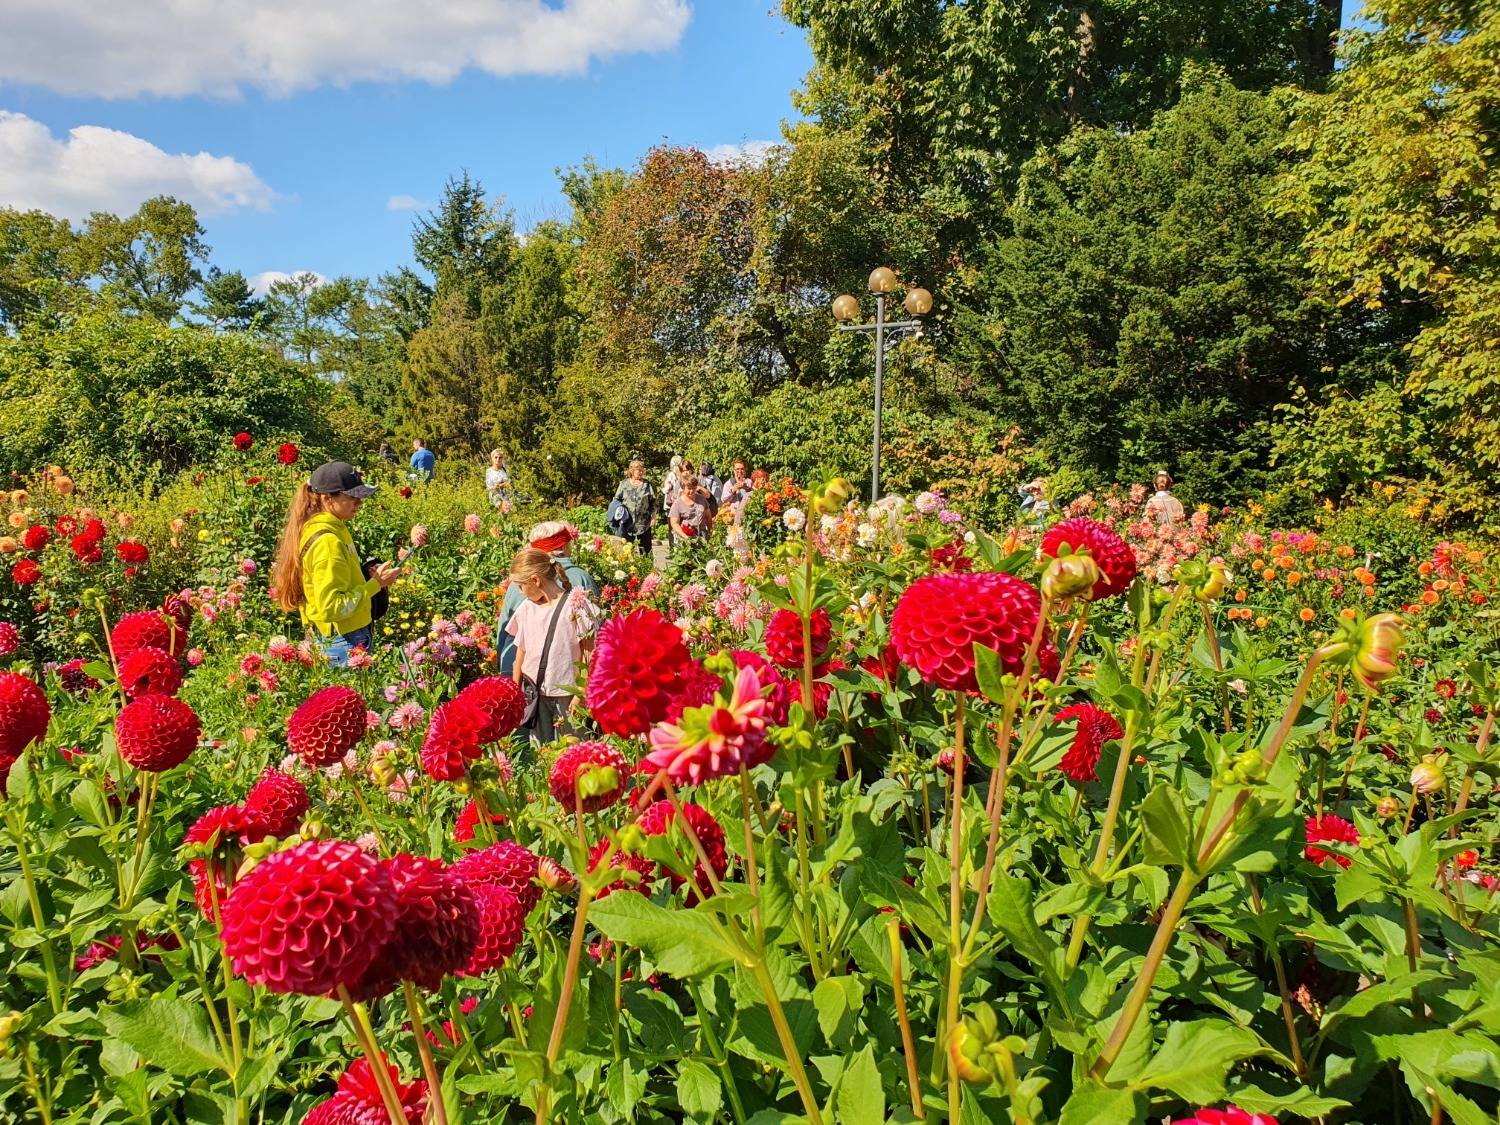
[370,560,405,588]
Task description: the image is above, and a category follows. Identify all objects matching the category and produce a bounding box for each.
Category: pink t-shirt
[505,592,595,695]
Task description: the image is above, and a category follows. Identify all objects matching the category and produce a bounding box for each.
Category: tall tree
[410,173,518,314]
[396,293,495,459]
[0,209,85,330]
[76,196,208,321]
[192,267,266,331]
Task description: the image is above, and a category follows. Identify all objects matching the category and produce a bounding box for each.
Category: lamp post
[833,268,933,505]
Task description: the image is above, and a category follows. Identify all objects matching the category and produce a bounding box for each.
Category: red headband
[531,528,577,554]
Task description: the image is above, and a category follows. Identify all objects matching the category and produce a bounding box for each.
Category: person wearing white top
[1145,471,1185,527]
[485,449,511,508]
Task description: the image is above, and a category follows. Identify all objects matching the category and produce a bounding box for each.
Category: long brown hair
[270,483,335,612]
[509,547,571,595]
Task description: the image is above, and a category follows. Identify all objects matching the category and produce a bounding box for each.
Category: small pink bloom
[185,647,205,667]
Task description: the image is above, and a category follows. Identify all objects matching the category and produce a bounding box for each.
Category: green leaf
[986,875,1068,1012]
[812,975,863,1045]
[974,643,1008,704]
[837,1044,886,1125]
[677,1058,722,1121]
[1130,1019,1264,1104]
[1139,784,1193,868]
[590,893,742,978]
[99,999,225,1077]
[1058,1082,1144,1125]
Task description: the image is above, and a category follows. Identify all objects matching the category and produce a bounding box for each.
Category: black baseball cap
[308,461,378,499]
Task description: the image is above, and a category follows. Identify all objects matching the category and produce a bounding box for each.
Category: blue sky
[0,0,1367,292]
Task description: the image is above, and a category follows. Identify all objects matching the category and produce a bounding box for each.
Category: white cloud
[249,270,329,296]
[703,140,780,168]
[0,110,276,221]
[386,194,429,212]
[0,0,692,99]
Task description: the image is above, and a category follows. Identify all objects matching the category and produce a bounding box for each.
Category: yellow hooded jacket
[298,512,381,636]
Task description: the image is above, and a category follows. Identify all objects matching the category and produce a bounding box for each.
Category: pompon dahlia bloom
[116,646,183,700]
[419,696,487,780]
[232,431,253,451]
[586,608,691,736]
[0,671,50,757]
[288,686,368,767]
[764,607,832,670]
[243,767,310,838]
[21,525,49,552]
[1304,814,1360,869]
[1171,1109,1277,1125]
[644,663,769,785]
[184,803,269,918]
[451,840,542,914]
[354,855,479,996]
[0,620,17,656]
[110,610,187,661]
[587,837,656,898]
[638,800,728,901]
[11,559,41,585]
[891,572,1045,694]
[453,798,507,843]
[58,659,99,695]
[549,741,630,814]
[730,650,792,728]
[1054,702,1124,783]
[114,540,149,565]
[456,676,526,743]
[276,442,300,465]
[664,660,723,724]
[221,839,397,997]
[791,660,840,721]
[462,883,527,976]
[1040,518,1137,600]
[116,695,199,771]
[305,1055,428,1125]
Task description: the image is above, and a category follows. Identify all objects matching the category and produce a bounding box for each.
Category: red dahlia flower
[0,621,18,656]
[232,432,253,451]
[461,883,527,976]
[549,741,630,814]
[451,840,542,911]
[1040,517,1137,600]
[58,659,99,695]
[453,798,507,843]
[456,676,526,743]
[277,442,299,465]
[305,1055,428,1125]
[644,663,769,785]
[419,696,487,780]
[587,837,656,899]
[1171,1109,1277,1125]
[117,645,183,700]
[354,855,480,996]
[664,660,723,724]
[791,659,840,721]
[221,839,398,997]
[10,559,41,585]
[70,534,102,564]
[730,650,791,726]
[929,538,973,573]
[764,607,832,670]
[110,610,187,661]
[114,540,149,565]
[0,671,50,757]
[1304,815,1359,869]
[891,572,1045,694]
[21,525,49,552]
[1053,702,1124,783]
[116,695,199,771]
[586,608,691,736]
[288,685,368,767]
[184,803,270,918]
[638,799,728,901]
[162,593,193,631]
[243,767,310,838]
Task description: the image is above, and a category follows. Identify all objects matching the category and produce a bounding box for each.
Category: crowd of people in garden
[271,442,1189,742]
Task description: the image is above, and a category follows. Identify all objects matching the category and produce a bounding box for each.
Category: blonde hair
[509,547,571,593]
[490,449,505,463]
[270,483,336,612]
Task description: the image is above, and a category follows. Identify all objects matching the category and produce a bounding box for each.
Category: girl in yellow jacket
[270,462,403,667]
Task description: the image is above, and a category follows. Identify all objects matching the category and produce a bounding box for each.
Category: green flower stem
[166,917,234,1076]
[886,916,927,1120]
[1202,604,1231,732]
[1333,692,1374,808]
[688,980,749,1125]
[21,1041,54,1125]
[1249,878,1307,1079]
[8,809,62,1014]
[1449,697,1494,832]
[346,778,386,853]
[336,987,408,1125]
[941,695,967,1118]
[662,776,725,898]
[205,877,245,1073]
[1089,868,1198,1079]
[737,769,766,942]
[470,785,501,846]
[748,955,825,1125]
[403,982,450,1125]
[1315,670,1346,820]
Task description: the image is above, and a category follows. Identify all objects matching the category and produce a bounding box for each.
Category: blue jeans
[316,626,373,668]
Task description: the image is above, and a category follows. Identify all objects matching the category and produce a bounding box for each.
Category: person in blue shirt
[496,521,599,677]
[409,438,436,481]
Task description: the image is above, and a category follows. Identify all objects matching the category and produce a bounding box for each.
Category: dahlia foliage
[0,471,1494,1125]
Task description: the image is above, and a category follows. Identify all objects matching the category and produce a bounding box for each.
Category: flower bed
[0,465,1497,1125]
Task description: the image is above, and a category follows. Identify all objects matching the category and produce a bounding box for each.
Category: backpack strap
[534,597,568,695]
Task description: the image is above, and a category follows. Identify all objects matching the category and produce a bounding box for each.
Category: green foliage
[0,310,336,481]
[73,196,209,322]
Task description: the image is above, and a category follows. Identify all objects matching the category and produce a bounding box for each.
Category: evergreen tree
[410,173,518,314]
[192,267,266,331]
[396,293,495,459]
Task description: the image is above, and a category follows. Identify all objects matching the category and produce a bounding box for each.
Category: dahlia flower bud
[1350,613,1406,691]
[1410,753,1446,794]
[538,856,576,893]
[1375,795,1401,819]
[814,477,852,514]
[1040,553,1102,601]
[945,1002,1023,1087]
